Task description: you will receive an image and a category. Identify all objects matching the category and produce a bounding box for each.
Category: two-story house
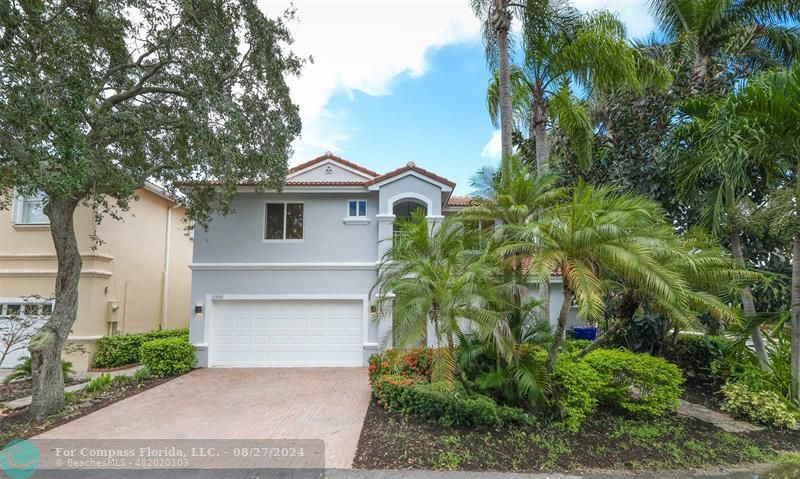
[0,183,193,370]
[189,153,580,368]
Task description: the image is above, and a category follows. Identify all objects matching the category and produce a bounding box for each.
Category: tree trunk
[545,287,573,373]
[531,97,549,174]
[791,236,800,403]
[493,0,513,179]
[29,198,82,419]
[530,96,551,324]
[728,225,770,371]
[577,315,628,358]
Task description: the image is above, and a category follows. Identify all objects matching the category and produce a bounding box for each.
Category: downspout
[160,205,179,330]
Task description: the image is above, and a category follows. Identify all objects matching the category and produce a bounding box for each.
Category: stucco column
[376,214,395,260]
[376,292,394,349]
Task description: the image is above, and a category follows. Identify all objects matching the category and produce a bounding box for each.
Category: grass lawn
[353,399,800,472]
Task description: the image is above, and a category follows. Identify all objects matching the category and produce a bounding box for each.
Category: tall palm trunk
[728,226,770,370]
[530,94,551,324]
[725,187,769,369]
[792,235,800,402]
[492,0,513,179]
[546,285,573,373]
[29,198,81,418]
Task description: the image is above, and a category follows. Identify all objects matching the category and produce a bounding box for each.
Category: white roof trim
[286,159,376,180]
[235,186,369,194]
[367,170,453,192]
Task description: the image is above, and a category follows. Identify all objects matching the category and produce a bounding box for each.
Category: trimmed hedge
[139,337,195,377]
[92,329,189,368]
[546,353,605,431]
[584,348,684,416]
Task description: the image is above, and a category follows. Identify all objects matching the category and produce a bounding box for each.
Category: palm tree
[372,212,509,385]
[487,7,669,173]
[486,5,669,325]
[463,156,564,230]
[472,0,516,179]
[464,157,565,327]
[649,0,800,89]
[577,228,759,357]
[669,95,781,369]
[723,65,800,401]
[502,182,693,372]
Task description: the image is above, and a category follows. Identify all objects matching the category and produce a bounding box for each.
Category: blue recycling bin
[572,327,597,340]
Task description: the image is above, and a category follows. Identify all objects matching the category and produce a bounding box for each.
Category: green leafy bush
[584,349,683,416]
[133,366,152,381]
[371,373,529,427]
[369,350,529,427]
[84,373,113,394]
[665,334,730,378]
[548,353,604,431]
[139,338,195,377]
[92,329,189,368]
[721,382,798,429]
[3,357,74,384]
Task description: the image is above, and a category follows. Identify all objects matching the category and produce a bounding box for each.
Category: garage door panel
[210,299,364,367]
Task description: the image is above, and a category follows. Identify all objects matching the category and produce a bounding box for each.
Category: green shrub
[548,354,604,431]
[584,349,683,416]
[92,329,189,368]
[3,357,74,384]
[139,338,195,377]
[562,338,592,354]
[369,351,530,427]
[721,382,799,429]
[665,334,730,378]
[133,366,152,381]
[84,373,113,394]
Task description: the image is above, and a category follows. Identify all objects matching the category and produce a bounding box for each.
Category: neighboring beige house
[0,184,193,371]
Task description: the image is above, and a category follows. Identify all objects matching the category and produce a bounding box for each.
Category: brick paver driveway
[38,368,371,468]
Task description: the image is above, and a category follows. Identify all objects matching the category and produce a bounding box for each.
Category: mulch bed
[681,376,725,412]
[0,378,85,403]
[0,376,174,448]
[353,399,800,472]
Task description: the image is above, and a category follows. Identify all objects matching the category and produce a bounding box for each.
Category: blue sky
[261,1,656,194]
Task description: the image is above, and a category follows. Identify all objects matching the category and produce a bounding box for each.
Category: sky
[258,1,656,194]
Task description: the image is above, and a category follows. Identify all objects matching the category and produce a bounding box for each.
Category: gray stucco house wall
[188,153,575,368]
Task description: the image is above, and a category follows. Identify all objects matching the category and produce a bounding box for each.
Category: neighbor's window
[348,200,367,217]
[15,191,49,224]
[265,202,304,240]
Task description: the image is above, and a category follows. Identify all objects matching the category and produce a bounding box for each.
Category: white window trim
[344,199,370,224]
[263,201,304,243]
[0,297,55,318]
[11,192,50,226]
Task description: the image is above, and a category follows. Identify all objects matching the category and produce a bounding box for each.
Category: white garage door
[209,299,364,367]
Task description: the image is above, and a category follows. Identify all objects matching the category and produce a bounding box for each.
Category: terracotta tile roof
[446,195,478,207]
[179,155,454,189]
[288,152,379,178]
[519,256,563,276]
[364,162,456,188]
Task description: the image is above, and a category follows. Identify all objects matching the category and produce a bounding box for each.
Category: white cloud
[481,130,501,159]
[258,0,481,164]
[572,0,655,39]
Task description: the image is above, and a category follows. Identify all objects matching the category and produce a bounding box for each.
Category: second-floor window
[14,191,49,225]
[348,200,367,217]
[265,202,304,240]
